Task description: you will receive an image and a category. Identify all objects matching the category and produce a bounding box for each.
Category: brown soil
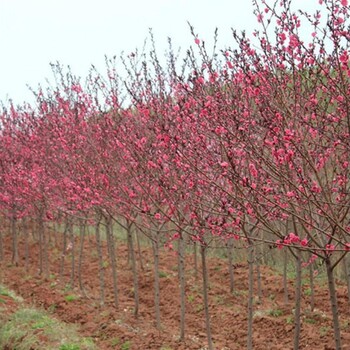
[0,233,349,350]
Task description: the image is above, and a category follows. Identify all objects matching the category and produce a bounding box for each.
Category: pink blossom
[289,232,300,243]
[300,238,308,247]
[227,61,234,69]
[154,213,161,220]
[325,244,335,254]
[276,239,283,249]
[195,38,200,45]
[249,163,258,178]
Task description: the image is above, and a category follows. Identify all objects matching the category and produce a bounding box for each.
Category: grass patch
[0,307,96,350]
[158,271,169,278]
[0,284,23,302]
[65,294,79,302]
[268,309,283,317]
[120,340,131,350]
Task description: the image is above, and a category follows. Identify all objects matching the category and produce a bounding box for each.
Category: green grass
[0,285,96,350]
[120,340,131,350]
[0,284,23,302]
[268,309,283,317]
[158,270,169,278]
[65,294,79,302]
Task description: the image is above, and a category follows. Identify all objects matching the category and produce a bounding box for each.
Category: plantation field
[0,233,349,350]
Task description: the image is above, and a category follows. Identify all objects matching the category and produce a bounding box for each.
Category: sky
[0,0,319,105]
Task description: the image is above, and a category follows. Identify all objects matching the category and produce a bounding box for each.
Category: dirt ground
[0,233,349,350]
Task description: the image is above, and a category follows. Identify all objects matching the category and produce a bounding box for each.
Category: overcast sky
[0,0,319,105]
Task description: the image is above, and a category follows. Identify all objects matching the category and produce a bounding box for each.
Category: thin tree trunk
[95,218,105,306]
[200,245,213,350]
[342,255,350,307]
[11,213,19,266]
[152,231,161,329]
[127,223,138,316]
[309,260,315,312]
[0,223,3,262]
[178,232,186,340]
[70,224,75,288]
[293,250,302,350]
[23,218,29,272]
[105,215,119,309]
[256,253,262,304]
[247,244,254,350]
[194,242,198,280]
[59,218,69,280]
[136,230,144,271]
[325,257,342,350]
[227,238,234,293]
[78,220,86,296]
[283,249,289,304]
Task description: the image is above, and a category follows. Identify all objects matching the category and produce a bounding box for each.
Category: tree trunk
[127,222,139,317]
[95,218,105,306]
[325,257,342,350]
[256,253,262,304]
[136,229,144,271]
[152,231,161,329]
[106,216,119,309]
[309,260,315,312]
[0,222,3,262]
[247,244,254,350]
[342,255,350,307]
[78,220,86,296]
[193,242,198,280]
[293,250,302,350]
[178,232,186,340]
[59,218,69,280]
[11,213,19,266]
[23,218,29,272]
[200,245,213,350]
[227,238,234,293]
[69,224,75,288]
[283,249,289,304]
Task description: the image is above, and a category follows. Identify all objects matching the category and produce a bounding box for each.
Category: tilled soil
[0,233,349,350]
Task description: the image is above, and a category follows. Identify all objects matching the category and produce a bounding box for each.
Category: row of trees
[1,0,350,349]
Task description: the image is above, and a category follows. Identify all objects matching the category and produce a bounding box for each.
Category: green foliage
[59,344,81,350]
[120,340,131,350]
[158,270,169,278]
[65,294,78,302]
[268,309,283,317]
[110,337,120,347]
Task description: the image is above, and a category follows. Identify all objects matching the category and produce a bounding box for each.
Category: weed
[187,294,195,303]
[305,318,316,324]
[304,287,312,296]
[319,326,330,337]
[121,340,131,350]
[268,309,283,317]
[47,304,57,313]
[158,271,168,278]
[286,315,294,324]
[110,337,120,347]
[214,295,225,305]
[65,294,78,302]
[59,344,81,350]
